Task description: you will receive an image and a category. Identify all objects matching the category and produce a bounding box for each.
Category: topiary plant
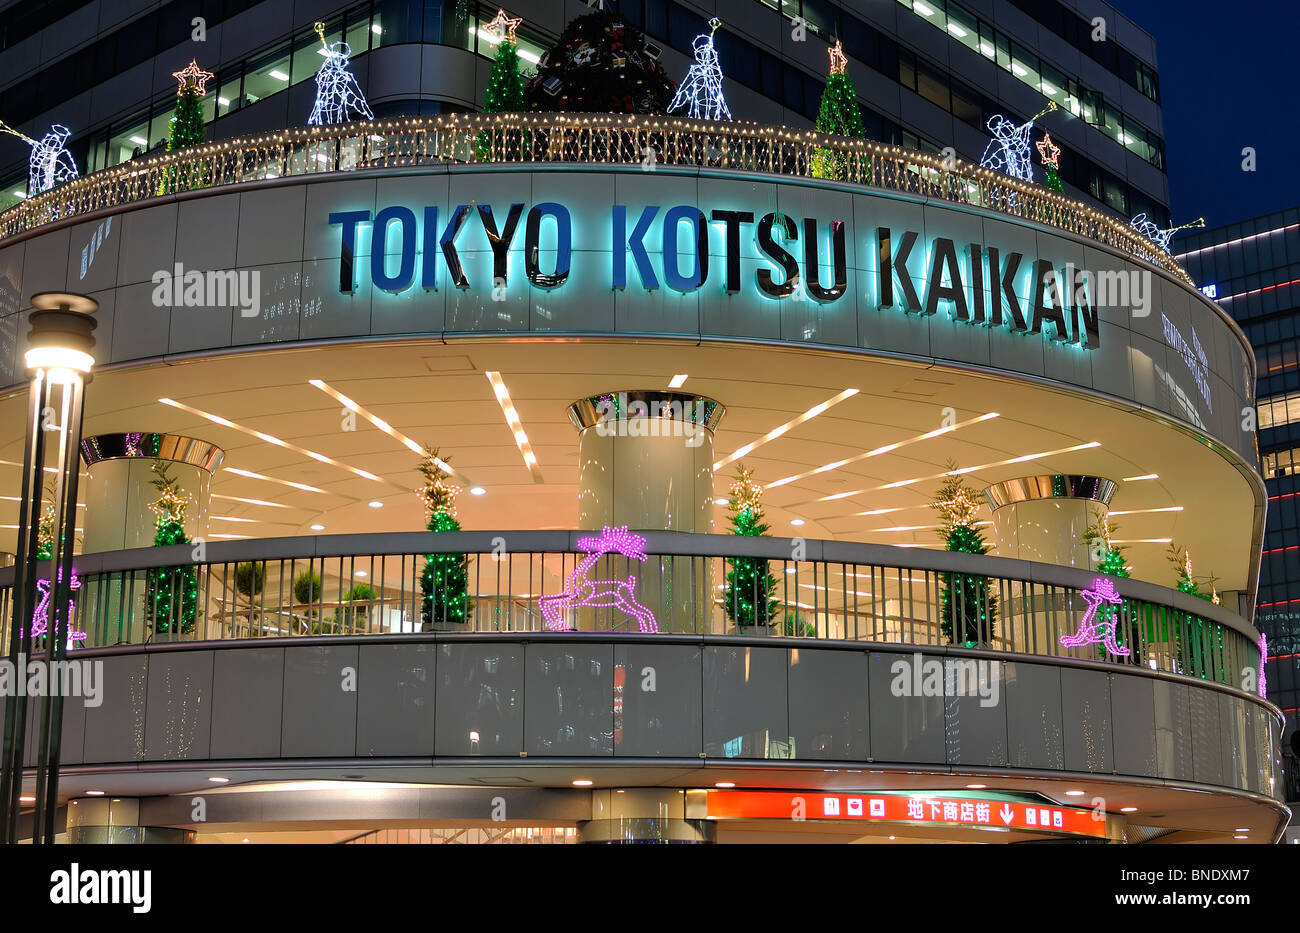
[235,561,265,597]
[293,568,322,605]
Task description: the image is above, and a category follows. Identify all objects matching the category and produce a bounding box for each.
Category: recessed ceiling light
[242,837,250,843]
[888,835,896,840]
[572,779,593,787]
[19,796,34,802]
[470,486,486,496]
[790,519,805,526]
[715,781,735,788]
[368,500,383,508]
[129,135,148,146]
[785,567,796,574]
[713,497,728,506]
[354,570,367,577]
[1122,473,1159,481]
[1235,828,1250,833]
[966,784,987,789]
[669,374,688,388]
[85,790,105,796]
[1234,834,1248,840]
[1064,790,1085,796]
[208,776,230,784]
[310,523,325,531]
[1120,806,1138,812]
[268,69,289,81]
[485,372,543,481]
[715,388,859,471]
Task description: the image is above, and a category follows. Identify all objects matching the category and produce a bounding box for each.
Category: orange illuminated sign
[706,791,1106,837]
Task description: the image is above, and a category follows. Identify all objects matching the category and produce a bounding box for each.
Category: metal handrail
[0,112,1194,286]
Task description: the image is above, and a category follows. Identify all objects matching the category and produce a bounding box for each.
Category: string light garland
[981,102,1056,184]
[538,525,659,633]
[144,461,198,636]
[24,571,87,650]
[308,21,375,125]
[667,18,731,121]
[930,468,997,646]
[418,445,473,626]
[722,464,780,629]
[0,119,79,195]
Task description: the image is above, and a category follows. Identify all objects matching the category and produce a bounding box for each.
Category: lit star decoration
[172,59,214,95]
[668,18,731,120]
[828,39,848,76]
[308,22,375,125]
[1035,132,1061,169]
[538,526,658,633]
[1060,577,1129,657]
[1130,214,1206,254]
[24,570,87,649]
[485,8,523,42]
[980,101,1056,184]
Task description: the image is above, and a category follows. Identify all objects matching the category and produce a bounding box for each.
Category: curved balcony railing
[0,531,1258,689]
[0,112,1193,286]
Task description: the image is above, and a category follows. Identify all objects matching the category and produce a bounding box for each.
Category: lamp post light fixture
[0,292,96,845]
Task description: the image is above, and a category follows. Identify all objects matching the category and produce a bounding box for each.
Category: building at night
[0,0,1287,843]
[1179,208,1300,804]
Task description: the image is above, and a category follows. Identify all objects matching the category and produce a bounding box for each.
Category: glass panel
[291,25,327,86]
[243,43,292,107]
[108,112,151,166]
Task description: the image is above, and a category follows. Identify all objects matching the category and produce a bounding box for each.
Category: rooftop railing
[0,530,1258,690]
[0,112,1194,286]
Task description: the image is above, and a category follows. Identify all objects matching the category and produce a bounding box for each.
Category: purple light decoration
[538,525,658,633]
[23,570,87,649]
[1059,577,1129,657]
[1258,632,1268,698]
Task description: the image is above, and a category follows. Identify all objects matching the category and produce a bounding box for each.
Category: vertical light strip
[484,371,544,482]
[713,388,859,471]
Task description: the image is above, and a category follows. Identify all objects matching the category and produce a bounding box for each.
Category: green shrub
[293,568,322,604]
[235,561,265,597]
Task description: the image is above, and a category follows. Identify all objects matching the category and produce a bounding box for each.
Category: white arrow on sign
[1000,804,1015,825]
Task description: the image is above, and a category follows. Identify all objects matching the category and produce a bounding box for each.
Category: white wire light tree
[980,102,1056,183]
[1129,213,1205,253]
[0,121,79,195]
[667,17,731,120]
[307,21,375,125]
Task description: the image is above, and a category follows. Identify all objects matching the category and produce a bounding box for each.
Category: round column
[567,392,724,633]
[79,433,224,553]
[65,797,194,844]
[983,474,1116,569]
[577,788,715,844]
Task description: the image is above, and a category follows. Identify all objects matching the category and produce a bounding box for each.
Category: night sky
[1116,0,1299,229]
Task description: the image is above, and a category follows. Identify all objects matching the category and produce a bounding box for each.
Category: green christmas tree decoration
[722,465,780,628]
[478,10,529,161]
[811,41,867,182]
[1086,517,1129,578]
[163,60,212,193]
[419,446,473,626]
[144,461,198,636]
[35,501,55,561]
[1036,131,1064,193]
[931,466,998,646]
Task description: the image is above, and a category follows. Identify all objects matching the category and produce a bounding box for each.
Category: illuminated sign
[1199,284,1217,299]
[328,202,1101,348]
[706,791,1106,837]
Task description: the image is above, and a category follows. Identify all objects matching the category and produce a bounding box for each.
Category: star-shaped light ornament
[485,9,523,43]
[936,487,981,529]
[172,60,215,95]
[1035,131,1061,169]
[828,40,848,76]
[729,465,763,515]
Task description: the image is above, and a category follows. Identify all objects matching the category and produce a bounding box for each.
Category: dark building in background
[1179,208,1300,802]
[0,0,1171,223]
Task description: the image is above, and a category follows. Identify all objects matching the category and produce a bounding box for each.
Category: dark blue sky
[1116,1,1299,228]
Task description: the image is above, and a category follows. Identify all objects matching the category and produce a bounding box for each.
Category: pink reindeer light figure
[23,570,88,649]
[1059,577,1128,657]
[539,526,659,633]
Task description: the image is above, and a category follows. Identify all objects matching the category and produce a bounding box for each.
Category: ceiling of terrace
[0,338,1260,591]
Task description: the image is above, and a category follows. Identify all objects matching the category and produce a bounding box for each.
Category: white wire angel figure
[980,103,1055,183]
[308,23,375,126]
[28,124,79,193]
[668,17,731,121]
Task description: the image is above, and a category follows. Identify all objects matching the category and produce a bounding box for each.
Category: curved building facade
[0,0,1286,844]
